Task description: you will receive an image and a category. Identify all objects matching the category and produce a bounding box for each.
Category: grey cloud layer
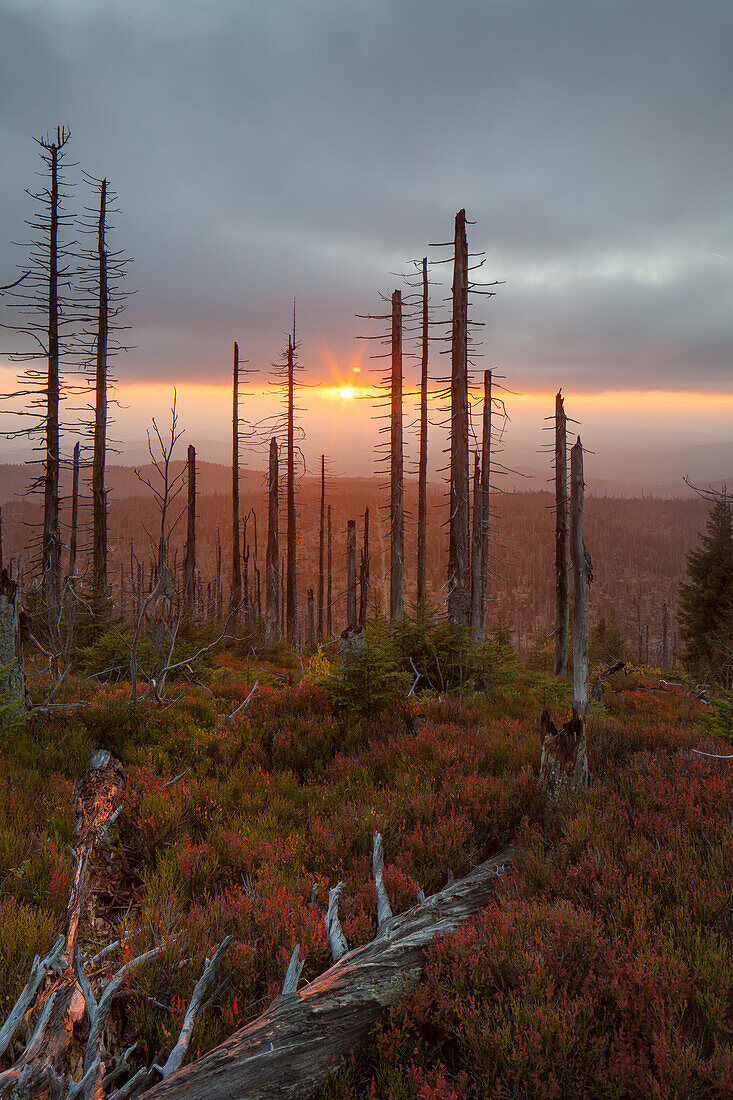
[1,0,732,388]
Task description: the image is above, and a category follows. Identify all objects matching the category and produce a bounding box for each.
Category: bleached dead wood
[141,845,514,1100]
[160,937,233,1078]
[539,708,589,805]
[372,832,393,928]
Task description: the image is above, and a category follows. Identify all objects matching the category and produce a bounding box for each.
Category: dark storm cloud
[1,0,732,389]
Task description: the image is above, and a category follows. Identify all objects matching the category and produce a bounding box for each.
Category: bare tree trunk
[286,337,298,645]
[67,440,80,581]
[448,209,469,625]
[280,556,285,636]
[417,256,429,607]
[91,179,109,610]
[346,520,357,631]
[662,602,669,667]
[390,289,404,621]
[231,343,241,619]
[327,504,332,638]
[141,846,514,1100]
[184,445,196,612]
[0,505,3,574]
[266,439,279,647]
[43,140,62,617]
[470,451,482,636]
[318,454,325,641]
[359,506,369,628]
[242,517,250,626]
[479,370,492,638]
[554,391,570,676]
[570,437,591,717]
[0,569,26,717]
[306,589,316,650]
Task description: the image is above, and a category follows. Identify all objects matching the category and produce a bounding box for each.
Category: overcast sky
[1,0,732,396]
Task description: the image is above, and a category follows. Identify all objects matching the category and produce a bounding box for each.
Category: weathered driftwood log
[141,845,514,1100]
[539,709,589,804]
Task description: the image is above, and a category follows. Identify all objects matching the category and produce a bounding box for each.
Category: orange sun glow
[339,386,355,399]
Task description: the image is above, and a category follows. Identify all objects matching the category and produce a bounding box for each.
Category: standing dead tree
[1,127,76,619]
[265,438,279,647]
[390,290,404,620]
[475,369,493,640]
[318,454,326,641]
[554,391,570,676]
[346,519,357,631]
[327,504,333,638]
[77,173,131,613]
[570,436,592,717]
[230,342,242,618]
[360,506,370,627]
[183,444,196,612]
[448,210,470,625]
[417,257,429,606]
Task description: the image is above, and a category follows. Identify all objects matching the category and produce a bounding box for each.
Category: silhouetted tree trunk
[662,602,669,667]
[417,256,429,607]
[231,342,242,619]
[347,519,357,631]
[318,454,325,640]
[570,437,591,717]
[448,209,470,625]
[390,289,404,620]
[42,134,66,617]
[327,504,333,638]
[479,369,492,639]
[306,589,316,649]
[265,438,279,647]
[67,441,80,581]
[554,390,570,676]
[91,179,110,609]
[0,505,3,574]
[280,555,285,636]
[183,445,196,611]
[286,337,298,645]
[470,451,482,635]
[360,507,370,627]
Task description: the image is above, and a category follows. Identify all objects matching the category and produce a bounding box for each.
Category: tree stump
[539,708,589,804]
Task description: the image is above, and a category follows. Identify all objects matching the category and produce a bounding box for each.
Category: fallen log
[141,844,514,1100]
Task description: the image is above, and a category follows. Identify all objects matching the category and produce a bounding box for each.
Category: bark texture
[390,289,404,620]
[417,257,429,607]
[184,445,196,611]
[554,391,570,676]
[92,179,110,609]
[570,437,592,717]
[448,210,469,625]
[346,520,357,632]
[265,439,279,647]
[141,845,514,1100]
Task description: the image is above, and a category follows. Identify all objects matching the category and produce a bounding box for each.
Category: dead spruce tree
[360,506,370,626]
[183,444,196,612]
[77,174,131,612]
[474,369,493,640]
[2,127,76,618]
[318,454,326,640]
[554,390,570,676]
[231,342,242,618]
[346,519,357,631]
[448,210,470,624]
[390,289,404,620]
[417,256,429,607]
[570,435,591,717]
[265,437,279,646]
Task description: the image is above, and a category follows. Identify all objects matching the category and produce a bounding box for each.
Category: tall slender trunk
[286,337,297,645]
[184,445,196,611]
[0,505,4,573]
[306,589,316,649]
[346,520,357,631]
[318,454,325,640]
[91,179,109,609]
[479,369,492,638]
[470,452,482,636]
[390,289,404,620]
[554,391,570,676]
[67,441,80,581]
[417,257,429,607]
[448,209,469,625]
[327,505,333,638]
[570,437,591,717]
[265,438,279,646]
[43,140,62,616]
[662,602,669,667]
[359,506,370,627]
[280,556,285,636]
[231,342,241,617]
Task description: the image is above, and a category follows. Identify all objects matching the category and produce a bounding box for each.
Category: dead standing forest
[0,128,732,1100]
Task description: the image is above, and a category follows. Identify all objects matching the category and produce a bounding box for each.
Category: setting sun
[339,386,355,399]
